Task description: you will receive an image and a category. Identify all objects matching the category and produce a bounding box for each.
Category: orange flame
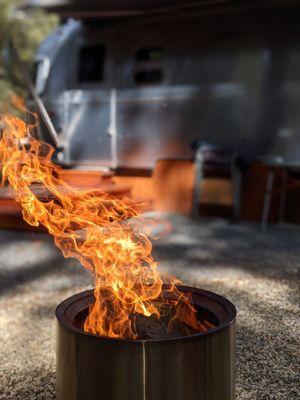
[0,113,209,339]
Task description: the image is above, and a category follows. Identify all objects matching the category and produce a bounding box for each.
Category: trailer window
[136,47,165,62]
[134,47,165,84]
[78,44,106,83]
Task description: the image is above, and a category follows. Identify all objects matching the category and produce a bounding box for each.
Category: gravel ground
[0,215,299,400]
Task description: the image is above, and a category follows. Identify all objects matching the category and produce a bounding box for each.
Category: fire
[0,112,210,339]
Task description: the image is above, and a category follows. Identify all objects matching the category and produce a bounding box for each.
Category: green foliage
[0,1,58,104]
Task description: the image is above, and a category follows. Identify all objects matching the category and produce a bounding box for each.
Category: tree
[0,1,58,105]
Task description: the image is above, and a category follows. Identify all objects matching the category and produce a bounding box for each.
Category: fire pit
[56,285,236,400]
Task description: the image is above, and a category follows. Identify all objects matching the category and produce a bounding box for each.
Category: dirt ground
[0,214,299,400]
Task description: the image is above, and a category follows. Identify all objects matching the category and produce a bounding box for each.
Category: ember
[0,111,211,339]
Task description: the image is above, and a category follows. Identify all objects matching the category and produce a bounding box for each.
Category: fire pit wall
[56,286,236,400]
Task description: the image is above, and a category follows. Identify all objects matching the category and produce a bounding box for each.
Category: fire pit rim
[55,285,236,344]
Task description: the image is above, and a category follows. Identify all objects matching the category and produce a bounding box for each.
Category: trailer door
[62,40,114,166]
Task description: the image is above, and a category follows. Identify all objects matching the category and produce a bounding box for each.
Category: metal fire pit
[56,285,236,400]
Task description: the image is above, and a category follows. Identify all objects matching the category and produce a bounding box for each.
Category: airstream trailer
[33,5,300,169]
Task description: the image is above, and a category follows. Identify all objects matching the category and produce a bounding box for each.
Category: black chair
[191,139,255,220]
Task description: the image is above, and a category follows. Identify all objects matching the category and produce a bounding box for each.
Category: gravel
[0,215,299,400]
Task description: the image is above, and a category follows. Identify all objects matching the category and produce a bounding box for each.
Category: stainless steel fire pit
[56,285,236,400]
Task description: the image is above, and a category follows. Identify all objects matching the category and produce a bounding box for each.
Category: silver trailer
[33,6,300,168]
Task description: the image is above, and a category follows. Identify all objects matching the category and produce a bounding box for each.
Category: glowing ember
[0,111,210,339]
